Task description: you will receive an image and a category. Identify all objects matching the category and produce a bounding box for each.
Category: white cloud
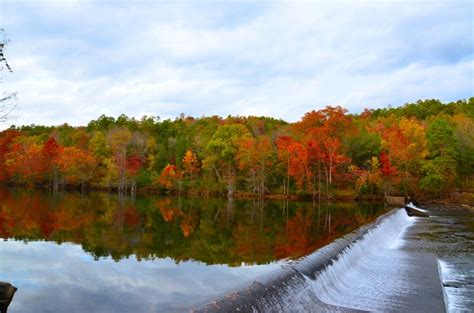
[1,0,472,128]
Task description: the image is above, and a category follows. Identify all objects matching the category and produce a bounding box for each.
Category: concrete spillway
[195,207,446,312]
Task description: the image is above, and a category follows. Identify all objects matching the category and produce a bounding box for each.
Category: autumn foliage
[0,98,471,198]
[158,164,182,190]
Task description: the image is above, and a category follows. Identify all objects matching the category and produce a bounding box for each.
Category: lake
[0,187,387,312]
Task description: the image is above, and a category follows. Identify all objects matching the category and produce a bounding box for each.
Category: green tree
[346,127,381,168]
[452,114,474,186]
[421,116,460,195]
[426,117,458,158]
[202,124,252,197]
[420,156,457,195]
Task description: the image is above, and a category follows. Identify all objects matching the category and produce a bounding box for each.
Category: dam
[196,205,471,312]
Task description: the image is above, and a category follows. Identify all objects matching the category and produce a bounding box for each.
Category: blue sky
[1,0,473,127]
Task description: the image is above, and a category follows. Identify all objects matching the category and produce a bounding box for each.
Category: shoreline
[3,183,473,207]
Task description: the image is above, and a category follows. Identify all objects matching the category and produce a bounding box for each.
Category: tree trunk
[318,159,322,200]
[287,155,290,197]
[130,180,136,197]
[52,165,59,192]
[227,167,235,198]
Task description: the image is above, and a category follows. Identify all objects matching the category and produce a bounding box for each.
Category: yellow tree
[396,118,428,193]
[350,156,383,198]
[182,150,200,184]
[89,131,110,158]
[107,127,132,192]
[145,137,158,171]
[399,117,429,171]
[101,157,119,189]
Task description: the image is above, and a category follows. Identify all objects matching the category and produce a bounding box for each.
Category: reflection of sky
[0,240,285,312]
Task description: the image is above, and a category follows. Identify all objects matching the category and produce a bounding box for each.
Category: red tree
[43,137,63,191]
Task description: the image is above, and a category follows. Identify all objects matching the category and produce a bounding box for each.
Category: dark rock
[404,206,430,217]
[0,282,17,313]
[442,281,464,288]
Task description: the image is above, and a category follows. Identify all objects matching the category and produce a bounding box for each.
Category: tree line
[0,98,472,199]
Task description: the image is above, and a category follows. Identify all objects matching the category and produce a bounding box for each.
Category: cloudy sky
[0,0,472,127]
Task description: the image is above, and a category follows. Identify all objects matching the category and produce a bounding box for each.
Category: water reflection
[0,188,385,265]
[1,240,286,312]
[0,187,386,312]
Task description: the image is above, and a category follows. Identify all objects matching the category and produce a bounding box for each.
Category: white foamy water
[249,209,444,312]
[243,208,444,312]
[308,209,444,312]
[439,260,459,313]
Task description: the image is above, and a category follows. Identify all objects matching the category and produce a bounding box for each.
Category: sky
[0,0,473,127]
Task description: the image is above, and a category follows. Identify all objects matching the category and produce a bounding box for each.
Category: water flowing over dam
[196,207,447,312]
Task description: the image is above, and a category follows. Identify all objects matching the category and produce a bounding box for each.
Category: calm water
[0,187,386,312]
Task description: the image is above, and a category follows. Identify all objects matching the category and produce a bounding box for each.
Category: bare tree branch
[0,42,13,73]
[0,92,17,122]
[0,29,17,123]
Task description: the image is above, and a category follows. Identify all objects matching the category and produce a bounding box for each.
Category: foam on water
[309,209,425,311]
[390,215,416,249]
[438,257,473,312]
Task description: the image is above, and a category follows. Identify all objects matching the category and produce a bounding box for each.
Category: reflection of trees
[0,188,386,265]
[231,199,274,264]
[274,201,385,259]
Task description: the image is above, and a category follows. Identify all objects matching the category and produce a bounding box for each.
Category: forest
[0,98,472,200]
